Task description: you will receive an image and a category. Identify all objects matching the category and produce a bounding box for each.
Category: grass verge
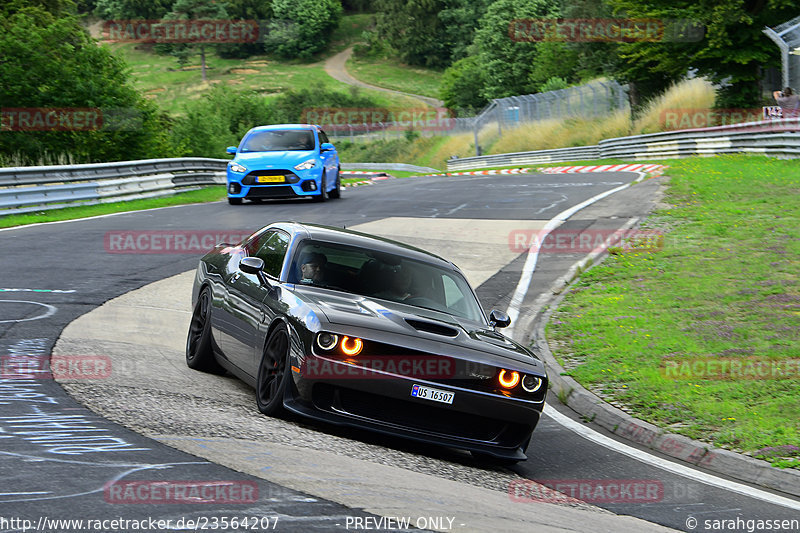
[547,155,800,469]
[346,56,443,100]
[0,187,226,229]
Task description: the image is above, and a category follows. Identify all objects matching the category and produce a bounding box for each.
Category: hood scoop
[404,319,459,337]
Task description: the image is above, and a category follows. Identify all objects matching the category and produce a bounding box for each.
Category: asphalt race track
[1,171,798,532]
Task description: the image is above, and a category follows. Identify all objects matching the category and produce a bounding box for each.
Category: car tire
[314,173,327,202]
[228,197,243,205]
[256,324,290,416]
[185,288,225,374]
[328,168,341,199]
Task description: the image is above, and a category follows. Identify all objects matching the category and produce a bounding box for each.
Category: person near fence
[773,87,800,117]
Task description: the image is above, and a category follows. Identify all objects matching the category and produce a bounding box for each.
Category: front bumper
[227,167,322,199]
[285,353,543,459]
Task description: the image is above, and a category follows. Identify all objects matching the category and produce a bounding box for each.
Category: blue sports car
[225,124,341,205]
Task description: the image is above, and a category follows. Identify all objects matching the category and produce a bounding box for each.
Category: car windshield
[289,240,486,324]
[240,130,315,152]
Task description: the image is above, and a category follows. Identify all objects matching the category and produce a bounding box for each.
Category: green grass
[0,187,226,228]
[547,155,800,468]
[346,56,444,100]
[108,43,420,116]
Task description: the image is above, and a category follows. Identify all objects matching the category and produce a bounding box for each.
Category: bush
[440,56,488,115]
[267,0,342,59]
[0,7,172,164]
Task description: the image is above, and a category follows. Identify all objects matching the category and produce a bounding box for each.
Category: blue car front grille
[241,169,300,185]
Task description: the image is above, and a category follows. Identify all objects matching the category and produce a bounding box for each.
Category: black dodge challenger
[186,221,547,462]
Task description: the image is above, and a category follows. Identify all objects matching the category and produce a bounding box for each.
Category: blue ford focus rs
[225,124,341,205]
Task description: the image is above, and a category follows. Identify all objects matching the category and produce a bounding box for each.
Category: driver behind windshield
[299,252,327,284]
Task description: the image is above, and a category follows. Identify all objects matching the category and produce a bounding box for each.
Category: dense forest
[1,0,793,163]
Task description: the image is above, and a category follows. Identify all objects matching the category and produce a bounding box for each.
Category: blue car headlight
[294,159,317,171]
[229,162,247,173]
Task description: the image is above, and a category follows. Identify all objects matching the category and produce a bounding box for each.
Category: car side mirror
[239,257,271,286]
[226,146,237,155]
[320,142,335,152]
[489,309,511,328]
[239,256,263,274]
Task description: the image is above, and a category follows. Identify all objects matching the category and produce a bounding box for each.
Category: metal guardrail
[447,146,601,171]
[0,158,228,215]
[341,163,439,173]
[447,117,800,170]
[0,159,439,215]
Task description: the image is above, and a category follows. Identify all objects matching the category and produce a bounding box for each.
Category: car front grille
[242,169,299,185]
[313,384,526,444]
[245,186,297,198]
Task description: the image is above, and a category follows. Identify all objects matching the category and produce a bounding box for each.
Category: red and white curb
[426,168,533,176]
[342,164,667,187]
[427,164,666,177]
[538,163,666,175]
[341,172,393,188]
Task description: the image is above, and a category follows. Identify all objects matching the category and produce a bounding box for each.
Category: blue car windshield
[241,130,315,152]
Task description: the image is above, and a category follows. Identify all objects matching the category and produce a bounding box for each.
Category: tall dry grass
[489,109,631,155]
[485,78,716,154]
[631,78,716,135]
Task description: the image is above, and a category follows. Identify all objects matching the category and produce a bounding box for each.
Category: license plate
[411,384,454,404]
[256,175,284,183]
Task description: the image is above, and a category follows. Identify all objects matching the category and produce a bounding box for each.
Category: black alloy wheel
[186,288,225,374]
[328,168,341,199]
[315,173,327,202]
[256,324,290,415]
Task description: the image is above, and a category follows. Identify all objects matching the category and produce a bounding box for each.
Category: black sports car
[186,222,547,462]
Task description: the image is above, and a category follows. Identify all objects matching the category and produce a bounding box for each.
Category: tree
[438,0,494,63]
[439,56,488,114]
[217,0,273,58]
[0,5,171,163]
[94,0,172,19]
[162,0,230,81]
[371,0,492,68]
[607,0,797,108]
[266,0,342,60]
[473,0,559,99]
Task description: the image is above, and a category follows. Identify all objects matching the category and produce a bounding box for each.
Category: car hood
[292,285,545,373]
[234,150,316,168]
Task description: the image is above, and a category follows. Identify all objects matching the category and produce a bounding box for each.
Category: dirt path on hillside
[324,47,444,108]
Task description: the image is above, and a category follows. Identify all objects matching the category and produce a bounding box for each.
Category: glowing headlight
[294,159,317,171]
[340,336,363,356]
[498,369,520,389]
[229,162,247,173]
[521,374,543,393]
[316,332,338,350]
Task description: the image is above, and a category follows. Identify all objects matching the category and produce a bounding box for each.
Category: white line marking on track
[0,300,57,323]
[505,171,647,337]
[544,405,800,511]
[0,288,76,293]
